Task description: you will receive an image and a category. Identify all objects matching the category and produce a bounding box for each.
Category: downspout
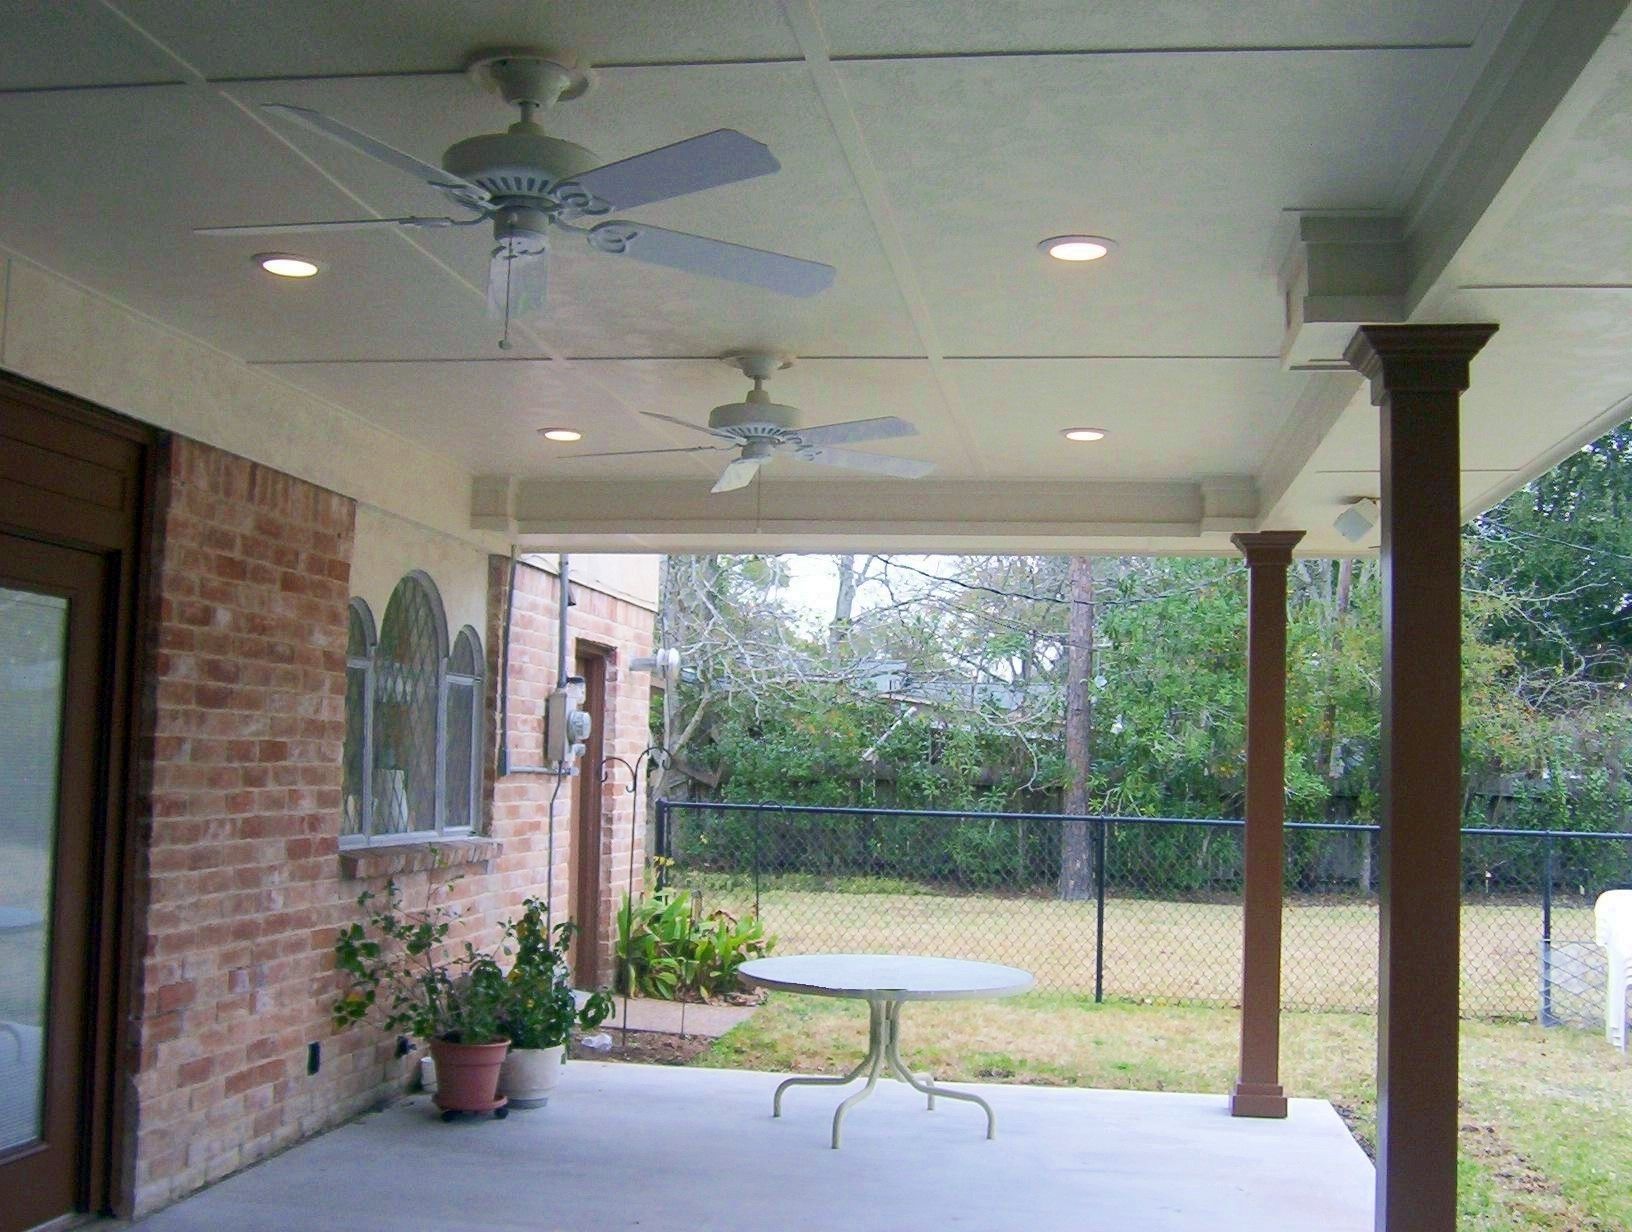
[498,546,518,775]
[557,553,571,691]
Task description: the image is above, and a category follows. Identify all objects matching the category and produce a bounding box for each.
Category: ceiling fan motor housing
[441,123,601,201]
[708,398,801,437]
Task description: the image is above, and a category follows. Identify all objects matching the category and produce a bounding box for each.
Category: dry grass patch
[677,877,1595,1017]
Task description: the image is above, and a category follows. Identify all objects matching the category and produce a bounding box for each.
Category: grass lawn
[697,994,1632,1231]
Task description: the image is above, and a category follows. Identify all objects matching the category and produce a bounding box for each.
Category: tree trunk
[1059,556,1096,900]
[829,554,861,654]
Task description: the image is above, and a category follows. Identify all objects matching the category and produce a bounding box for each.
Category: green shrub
[615,888,773,1001]
[499,899,613,1050]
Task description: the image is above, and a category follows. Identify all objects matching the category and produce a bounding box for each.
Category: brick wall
[485,557,654,984]
[131,437,365,1210]
[127,438,655,1215]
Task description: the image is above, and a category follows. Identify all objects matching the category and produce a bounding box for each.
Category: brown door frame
[1,370,153,1222]
[571,644,611,987]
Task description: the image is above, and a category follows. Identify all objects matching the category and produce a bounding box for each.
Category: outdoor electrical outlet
[307,1042,321,1075]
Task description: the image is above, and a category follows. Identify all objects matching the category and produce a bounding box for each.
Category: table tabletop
[738,953,1034,1002]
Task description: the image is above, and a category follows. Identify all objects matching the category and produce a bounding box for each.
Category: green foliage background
[658,426,1632,894]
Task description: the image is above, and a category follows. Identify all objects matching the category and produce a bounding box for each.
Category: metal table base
[772,998,997,1148]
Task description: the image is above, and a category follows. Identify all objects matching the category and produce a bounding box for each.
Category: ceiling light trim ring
[1039,235,1117,262]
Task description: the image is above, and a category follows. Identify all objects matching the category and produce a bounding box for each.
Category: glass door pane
[0,586,68,1152]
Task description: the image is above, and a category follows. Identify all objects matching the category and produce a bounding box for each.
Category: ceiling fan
[565,353,936,494]
[195,48,835,346]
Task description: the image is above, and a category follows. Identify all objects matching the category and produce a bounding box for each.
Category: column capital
[1231,530,1305,566]
[1344,323,1497,404]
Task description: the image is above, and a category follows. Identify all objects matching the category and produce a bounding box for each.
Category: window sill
[338,836,503,881]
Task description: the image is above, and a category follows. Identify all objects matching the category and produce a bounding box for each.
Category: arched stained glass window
[372,572,448,837]
[341,574,483,845]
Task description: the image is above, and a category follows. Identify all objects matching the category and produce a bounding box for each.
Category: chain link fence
[653,800,1632,1022]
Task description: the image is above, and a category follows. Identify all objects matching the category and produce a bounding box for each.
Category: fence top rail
[656,798,1632,843]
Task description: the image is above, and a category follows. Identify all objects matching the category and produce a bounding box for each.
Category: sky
[776,554,958,631]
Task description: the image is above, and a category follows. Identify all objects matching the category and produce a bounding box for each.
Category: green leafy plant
[615,888,773,1002]
[332,879,508,1044]
[500,898,613,1050]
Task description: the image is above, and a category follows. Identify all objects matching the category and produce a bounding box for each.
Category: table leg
[831,1018,886,1150]
[773,998,883,1119]
[884,1001,997,1139]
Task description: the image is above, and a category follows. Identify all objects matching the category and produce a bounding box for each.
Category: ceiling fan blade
[561,445,730,459]
[588,221,834,298]
[263,103,490,208]
[640,411,736,441]
[194,215,464,236]
[487,244,549,319]
[794,417,919,447]
[796,446,936,479]
[569,129,779,212]
[711,456,765,494]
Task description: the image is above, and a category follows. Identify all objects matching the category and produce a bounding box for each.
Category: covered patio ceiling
[1,2,1629,554]
[123,1061,1376,1232]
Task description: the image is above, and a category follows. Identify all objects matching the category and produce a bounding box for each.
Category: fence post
[753,808,763,919]
[1094,817,1107,1004]
[655,798,669,891]
[1540,830,1555,1026]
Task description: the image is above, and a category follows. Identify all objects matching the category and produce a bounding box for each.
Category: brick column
[1345,323,1496,1232]
[1229,530,1303,1118]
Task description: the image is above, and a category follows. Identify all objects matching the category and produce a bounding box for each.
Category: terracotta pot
[498,1044,565,1109]
[429,1037,510,1115]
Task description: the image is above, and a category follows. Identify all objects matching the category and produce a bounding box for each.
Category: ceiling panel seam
[778,0,984,476]
[0,42,1489,98]
[828,43,1476,62]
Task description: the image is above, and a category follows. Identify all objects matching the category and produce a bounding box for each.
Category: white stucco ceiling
[0,1,1628,554]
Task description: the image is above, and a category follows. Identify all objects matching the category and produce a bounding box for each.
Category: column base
[1230,1080,1288,1118]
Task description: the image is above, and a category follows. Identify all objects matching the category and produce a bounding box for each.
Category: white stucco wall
[349,505,492,645]
[0,252,660,618]
[0,253,498,551]
[523,553,661,611]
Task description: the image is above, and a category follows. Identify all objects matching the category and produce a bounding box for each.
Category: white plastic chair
[1596,889,1632,1050]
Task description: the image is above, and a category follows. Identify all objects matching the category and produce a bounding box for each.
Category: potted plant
[333,879,513,1120]
[497,899,613,1108]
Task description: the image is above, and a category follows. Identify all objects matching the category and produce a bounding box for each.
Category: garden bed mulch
[570,1030,716,1066]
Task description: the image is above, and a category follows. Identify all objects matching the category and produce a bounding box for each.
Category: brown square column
[1345,323,1496,1232]
[1229,530,1304,1118]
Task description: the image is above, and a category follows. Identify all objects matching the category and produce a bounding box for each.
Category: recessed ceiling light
[1061,427,1108,442]
[1039,235,1116,262]
[255,253,319,278]
[539,428,582,443]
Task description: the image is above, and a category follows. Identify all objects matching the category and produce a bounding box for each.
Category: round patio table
[737,953,1034,1148]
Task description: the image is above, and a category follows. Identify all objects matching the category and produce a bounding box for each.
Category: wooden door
[570,649,609,987]
[2,372,147,1227]
[0,536,109,1232]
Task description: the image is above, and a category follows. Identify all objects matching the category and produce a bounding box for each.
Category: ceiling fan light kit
[195,45,835,347]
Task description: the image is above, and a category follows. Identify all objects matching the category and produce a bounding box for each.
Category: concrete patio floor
[129,1062,1374,1231]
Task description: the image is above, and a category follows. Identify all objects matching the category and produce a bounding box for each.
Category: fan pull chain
[498,248,515,351]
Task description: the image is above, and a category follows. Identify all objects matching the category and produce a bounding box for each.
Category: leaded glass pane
[449,628,479,678]
[445,680,475,829]
[346,603,368,659]
[342,662,366,837]
[373,577,442,835]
